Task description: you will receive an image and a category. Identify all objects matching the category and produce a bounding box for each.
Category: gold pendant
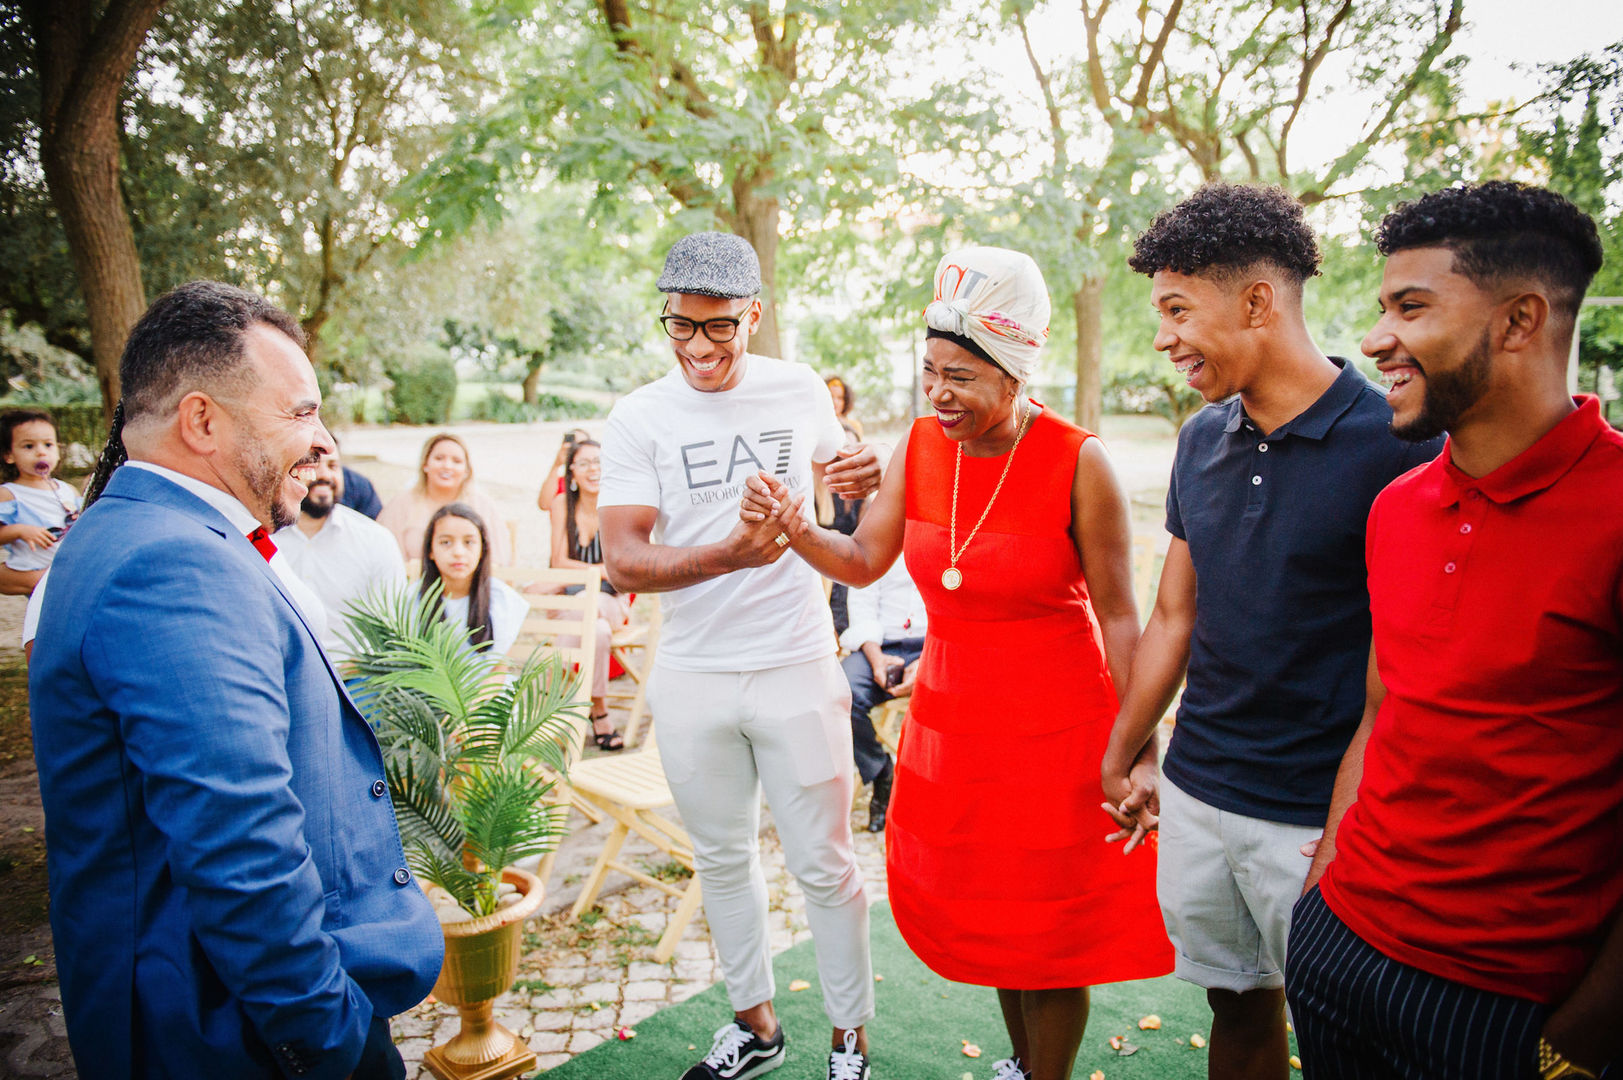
[941,567,962,591]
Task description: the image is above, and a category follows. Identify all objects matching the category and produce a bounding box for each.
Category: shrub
[468,389,601,424]
[1104,367,1204,431]
[385,357,457,425]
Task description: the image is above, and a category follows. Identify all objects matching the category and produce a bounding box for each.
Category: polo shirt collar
[1223,356,1363,440]
[1436,395,1605,507]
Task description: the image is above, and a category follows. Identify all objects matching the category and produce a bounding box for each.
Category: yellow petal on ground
[1286,1022,1294,1033]
[1138,1014,1162,1030]
[1109,1035,1124,1051]
[961,1041,982,1058]
[589,1002,601,1011]
[788,979,811,991]
[1091,1071,1106,1080]
[1291,1055,1303,1070]
[1190,1034,1207,1048]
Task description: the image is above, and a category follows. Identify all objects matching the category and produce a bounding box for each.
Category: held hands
[823,444,882,500]
[1101,758,1160,855]
[738,472,812,545]
[726,477,806,568]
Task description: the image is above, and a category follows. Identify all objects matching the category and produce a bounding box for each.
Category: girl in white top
[420,503,527,657]
[0,410,82,595]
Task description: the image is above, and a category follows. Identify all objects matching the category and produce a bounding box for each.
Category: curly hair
[1374,181,1603,320]
[1129,183,1321,285]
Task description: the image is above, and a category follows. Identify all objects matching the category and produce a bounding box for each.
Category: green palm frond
[367,624,499,726]
[406,844,489,916]
[386,755,465,857]
[459,764,566,875]
[373,687,450,773]
[464,651,586,770]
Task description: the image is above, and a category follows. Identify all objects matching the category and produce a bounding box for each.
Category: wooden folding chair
[493,565,602,886]
[872,697,909,757]
[565,732,702,962]
[604,604,661,748]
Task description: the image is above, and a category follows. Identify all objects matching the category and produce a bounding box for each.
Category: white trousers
[649,655,875,1028]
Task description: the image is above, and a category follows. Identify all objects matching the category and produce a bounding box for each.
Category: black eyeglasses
[659,303,751,343]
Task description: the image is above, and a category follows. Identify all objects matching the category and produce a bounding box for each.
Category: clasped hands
[1100,755,1160,855]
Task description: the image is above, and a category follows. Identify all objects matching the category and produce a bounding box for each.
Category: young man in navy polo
[1101,183,1442,1080]
[1289,182,1621,1079]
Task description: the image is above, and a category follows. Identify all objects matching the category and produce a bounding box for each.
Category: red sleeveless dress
[888,407,1174,988]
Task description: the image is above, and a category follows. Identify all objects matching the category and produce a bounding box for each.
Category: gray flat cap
[657,232,763,298]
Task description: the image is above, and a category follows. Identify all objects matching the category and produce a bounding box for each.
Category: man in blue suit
[29,281,443,1079]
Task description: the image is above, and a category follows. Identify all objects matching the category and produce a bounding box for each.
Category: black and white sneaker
[828,1030,870,1080]
[680,1019,786,1080]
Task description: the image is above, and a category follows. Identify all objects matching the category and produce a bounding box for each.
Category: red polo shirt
[1321,396,1623,1005]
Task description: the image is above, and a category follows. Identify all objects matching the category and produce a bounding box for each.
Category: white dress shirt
[22,463,328,647]
[275,505,406,657]
[838,557,928,652]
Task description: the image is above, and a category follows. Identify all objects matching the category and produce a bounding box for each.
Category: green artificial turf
[543,902,1298,1078]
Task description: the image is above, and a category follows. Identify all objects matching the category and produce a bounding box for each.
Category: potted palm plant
[345,584,587,1080]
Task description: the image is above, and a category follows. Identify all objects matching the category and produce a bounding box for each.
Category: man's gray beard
[234,437,296,531]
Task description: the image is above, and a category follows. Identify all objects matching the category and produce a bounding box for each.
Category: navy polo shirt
[1162,358,1442,825]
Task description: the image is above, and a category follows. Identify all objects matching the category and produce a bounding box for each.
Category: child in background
[0,410,81,596]
[419,502,528,658]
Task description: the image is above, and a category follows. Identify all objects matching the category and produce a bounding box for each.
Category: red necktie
[247,526,277,563]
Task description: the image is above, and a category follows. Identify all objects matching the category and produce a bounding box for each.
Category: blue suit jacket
[29,466,443,1079]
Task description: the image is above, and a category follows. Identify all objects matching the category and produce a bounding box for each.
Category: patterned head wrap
[923,246,1050,382]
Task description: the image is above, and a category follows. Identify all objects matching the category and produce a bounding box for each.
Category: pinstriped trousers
[1285,886,1546,1079]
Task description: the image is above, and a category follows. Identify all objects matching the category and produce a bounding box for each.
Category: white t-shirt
[599,354,845,672]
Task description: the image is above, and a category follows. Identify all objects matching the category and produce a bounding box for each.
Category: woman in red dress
[744,247,1172,1080]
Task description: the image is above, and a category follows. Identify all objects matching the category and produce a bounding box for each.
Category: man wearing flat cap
[600,232,882,1080]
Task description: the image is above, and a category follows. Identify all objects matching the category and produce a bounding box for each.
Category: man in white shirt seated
[838,556,927,833]
[273,446,405,659]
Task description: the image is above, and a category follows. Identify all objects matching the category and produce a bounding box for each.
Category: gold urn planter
[423,866,548,1080]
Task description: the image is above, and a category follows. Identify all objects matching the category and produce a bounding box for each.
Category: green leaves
[347,584,585,917]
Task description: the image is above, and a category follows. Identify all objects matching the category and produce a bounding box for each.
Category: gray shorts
[1156,773,1320,992]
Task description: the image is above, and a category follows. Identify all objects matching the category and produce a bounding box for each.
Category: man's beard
[302,482,336,519]
[1392,328,1492,443]
[236,439,303,531]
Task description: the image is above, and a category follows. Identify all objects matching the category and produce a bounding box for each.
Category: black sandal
[590,713,625,752]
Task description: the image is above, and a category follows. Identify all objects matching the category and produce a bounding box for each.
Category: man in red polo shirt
[1286,181,1621,1079]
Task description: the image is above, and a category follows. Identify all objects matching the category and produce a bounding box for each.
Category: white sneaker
[990,1058,1029,1080]
[828,1030,870,1080]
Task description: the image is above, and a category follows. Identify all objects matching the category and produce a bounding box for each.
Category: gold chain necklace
[942,400,1031,591]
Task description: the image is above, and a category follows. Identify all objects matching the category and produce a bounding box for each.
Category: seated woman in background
[420,503,528,657]
[550,438,629,751]
[536,427,592,512]
[379,433,511,565]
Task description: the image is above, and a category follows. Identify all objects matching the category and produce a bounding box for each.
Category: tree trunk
[731,188,782,359]
[24,0,165,427]
[1073,276,1104,432]
[521,361,543,405]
